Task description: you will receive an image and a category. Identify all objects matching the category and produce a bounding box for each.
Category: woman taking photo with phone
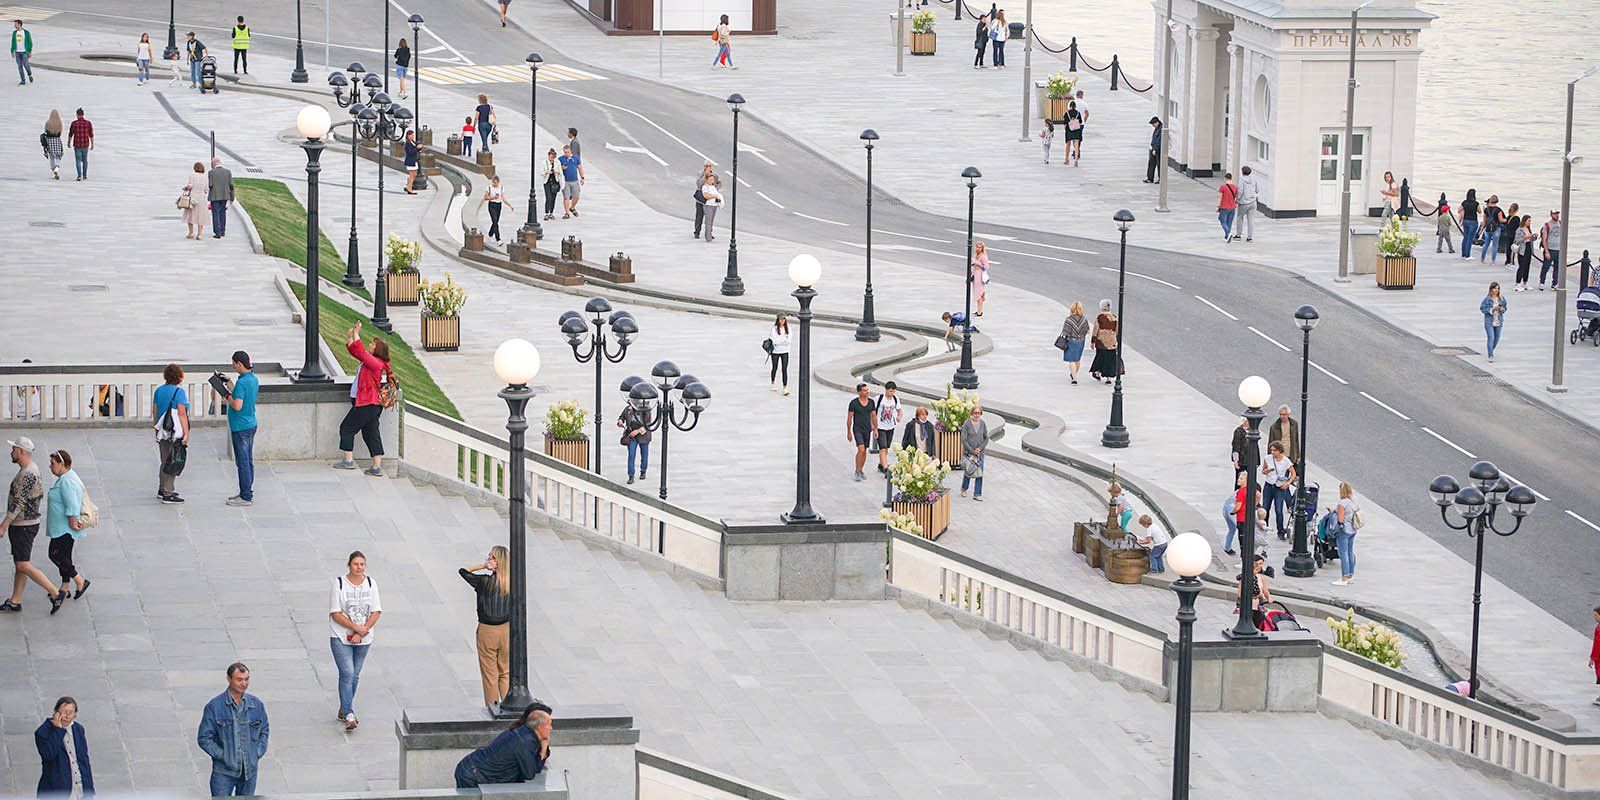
[460,546,512,711]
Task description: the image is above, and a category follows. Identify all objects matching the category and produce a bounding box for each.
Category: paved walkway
[0,427,1536,799]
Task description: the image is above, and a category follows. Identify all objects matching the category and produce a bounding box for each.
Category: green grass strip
[289,281,462,420]
[237,177,372,301]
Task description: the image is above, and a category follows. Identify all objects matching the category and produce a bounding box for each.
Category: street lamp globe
[788,254,822,288]
[1167,532,1212,578]
[526,52,543,67]
[493,338,541,386]
[1114,208,1136,232]
[1454,485,1488,519]
[726,92,745,110]
[1506,484,1537,518]
[296,105,332,140]
[1237,375,1271,409]
[1429,474,1460,507]
[1295,304,1321,332]
[961,165,981,186]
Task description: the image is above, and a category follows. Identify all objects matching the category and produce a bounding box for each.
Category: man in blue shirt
[454,703,551,788]
[197,662,269,796]
[224,350,259,507]
[558,145,584,219]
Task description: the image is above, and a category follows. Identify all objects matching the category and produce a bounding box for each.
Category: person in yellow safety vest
[229,16,250,74]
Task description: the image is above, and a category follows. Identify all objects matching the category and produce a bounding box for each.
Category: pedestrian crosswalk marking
[0,5,59,21]
[417,63,607,86]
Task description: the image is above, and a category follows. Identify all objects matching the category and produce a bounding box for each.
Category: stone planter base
[911,30,936,55]
[543,437,590,470]
[420,312,460,352]
[934,429,963,467]
[892,491,951,540]
[1377,256,1416,289]
[386,270,420,305]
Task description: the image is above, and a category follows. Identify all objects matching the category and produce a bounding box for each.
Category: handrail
[0,362,287,424]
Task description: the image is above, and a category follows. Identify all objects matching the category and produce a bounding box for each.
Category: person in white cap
[1,437,65,613]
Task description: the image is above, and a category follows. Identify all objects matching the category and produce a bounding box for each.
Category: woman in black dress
[1088,299,1121,384]
[1063,101,1084,166]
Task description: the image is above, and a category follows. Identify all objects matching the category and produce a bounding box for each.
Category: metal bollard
[1110,54,1120,90]
[1069,37,1077,71]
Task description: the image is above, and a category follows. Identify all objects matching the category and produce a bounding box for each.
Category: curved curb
[231,195,266,256]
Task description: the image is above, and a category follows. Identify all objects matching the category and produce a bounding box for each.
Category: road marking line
[0,6,56,21]
[603,142,667,166]
[1565,509,1600,532]
[794,212,849,227]
[736,177,751,188]
[1308,361,1349,385]
[387,0,474,65]
[1247,326,1291,352]
[542,86,716,165]
[1193,295,1238,321]
[1099,267,1180,289]
[874,229,950,243]
[1497,472,1550,502]
[1014,239,1099,255]
[945,228,1015,241]
[1421,427,1476,458]
[756,191,784,209]
[1358,391,1411,420]
[737,142,776,166]
[989,246,1071,264]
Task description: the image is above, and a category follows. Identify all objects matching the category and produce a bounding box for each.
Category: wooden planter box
[465,229,485,251]
[911,30,936,55]
[1104,547,1150,585]
[1377,256,1416,289]
[1072,521,1086,554]
[1084,532,1104,568]
[1045,95,1070,121]
[543,437,589,470]
[420,312,460,352]
[386,270,420,305]
[934,429,963,467]
[892,490,951,540]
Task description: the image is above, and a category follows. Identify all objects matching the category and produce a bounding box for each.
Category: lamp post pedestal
[497,382,535,718]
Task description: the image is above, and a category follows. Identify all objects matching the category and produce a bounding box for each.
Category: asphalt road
[31,0,1600,631]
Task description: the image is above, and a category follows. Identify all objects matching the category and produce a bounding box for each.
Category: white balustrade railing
[401,405,724,579]
[1321,647,1600,792]
[0,365,272,424]
[888,529,1169,686]
[636,747,802,800]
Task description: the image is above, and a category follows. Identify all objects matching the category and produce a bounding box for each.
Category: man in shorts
[1,437,64,612]
[845,383,877,482]
[558,145,584,218]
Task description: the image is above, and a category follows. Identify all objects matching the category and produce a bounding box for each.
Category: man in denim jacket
[196,662,270,796]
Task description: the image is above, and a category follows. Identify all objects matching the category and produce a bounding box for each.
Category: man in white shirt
[1073,89,1089,126]
[1135,514,1170,573]
[875,381,904,474]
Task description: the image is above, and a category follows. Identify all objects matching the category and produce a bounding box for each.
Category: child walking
[1435,193,1456,254]
[460,116,475,157]
[1039,119,1054,165]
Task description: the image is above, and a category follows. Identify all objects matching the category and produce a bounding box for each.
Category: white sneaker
[1331,578,1350,586]
[782,387,790,396]
[770,383,777,392]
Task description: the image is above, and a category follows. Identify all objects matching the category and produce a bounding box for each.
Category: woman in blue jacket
[1480,281,1507,362]
[35,696,93,797]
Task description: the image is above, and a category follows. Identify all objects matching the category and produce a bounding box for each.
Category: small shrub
[542,400,588,441]
[1327,608,1407,669]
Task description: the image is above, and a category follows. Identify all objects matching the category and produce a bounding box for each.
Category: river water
[1027,0,1599,250]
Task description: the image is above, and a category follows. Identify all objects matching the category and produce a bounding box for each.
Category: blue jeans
[72,147,88,179]
[1335,530,1356,577]
[329,638,371,718]
[136,57,150,81]
[1460,219,1479,258]
[231,426,256,500]
[1484,318,1501,357]
[1222,506,1238,553]
[714,43,730,66]
[992,39,1005,66]
[1261,483,1289,536]
[211,200,228,235]
[209,769,256,797]
[1147,543,1167,573]
[189,59,202,86]
[14,51,30,82]
[478,123,491,152]
[1479,228,1501,262]
[1218,208,1236,237]
[626,439,649,478]
[960,455,984,496]
[1541,250,1561,287]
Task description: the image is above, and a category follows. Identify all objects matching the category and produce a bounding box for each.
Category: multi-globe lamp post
[559,297,637,475]
[621,365,711,504]
[491,338,542,718]
[330,64,375,289]
[353,91,413,333]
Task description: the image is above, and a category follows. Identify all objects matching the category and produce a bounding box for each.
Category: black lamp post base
[412,172,430,190]
[496,686,535,719]
[291,68,309,83]
[1283,551,1317,578]
[342,275,365,289]
[951,367,979,390]
[781,508,826,525]
[720,276,746,297]
[372,318,393,333]
[1222,625,1267,641]
[292,369,333,385]
[163,45,180,60]
[854,322,881,343]
[1101,425,1130,448]
[520,222,542,242]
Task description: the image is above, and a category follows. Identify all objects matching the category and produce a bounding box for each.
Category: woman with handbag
[152,363,189,505]
[540,148,560,221]
[616,405,651,485]
[701,174,724,242]
[333,323,392,476]
[970,242,990,316]
[40,110,63,180]
[1058,301,1089,384]
[1088,299,1121,385]
[711,15,734,69]
[768,313,791,394]
[958,405,989,501]
[181,161,209,239]
[45,449,90,604]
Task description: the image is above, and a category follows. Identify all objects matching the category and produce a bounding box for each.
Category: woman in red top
[1218,172,1239,243]
[1589,605,1600,703]
[336,323,392,476]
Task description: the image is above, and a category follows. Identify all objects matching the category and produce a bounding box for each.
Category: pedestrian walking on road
[498,0,511,27]
[541,149,560,221]
[229,16,250,74]
[154,363,190,505]
[474,94,494,153]
[701,173,723,241]
[1435,193,1456,254]
[1235,165,1260,242]
[902,406,935,455]
[1038,119,1054,164]
[39,110,62,180]
[874,382,904,474]
[1540,209,1563,291]
[329,551,382,732]
[135,32,153,84]
[1514,215,1536,290]
[460,547,512,710]
[222,350,259,507]
[691,161,713,236]
[454,704,551,788]
[1459,189,1480,259]
[2,437,64,614]
[209,157,235,238]
[1480,195,1505,264]
[1144,116,1162,183]
[712,15,734,68]
[184,31,205,88]
[197,663,269,797]
[460,116,475,157]
[403,130,420,194]
[1502,202,1520,266]
[767,313,790,393]
[990,10,1008,67]
[335,323,392,476]
[617,403,650,484]
[1218,172,1239,242]
[1268,404,1299,463]
[67,109,93,181]
[1480,281,1506,362]
[1223,471,1246,555]
[1058,301,1089,384]
[1259,441,1296,540]
[35,697,93,798]
[1330,481,1361,586]
[846,383,876,481]
[393,38,410,99]
[1063,102,1083,165]
[181,161,209,239]
[970,241,990,316]
[1379,171,1398,221]
[972,15,989,69]
[483,175,510,242]
[959,405,989,501]
[1088,299,1120,384]
[559,145,584,218]
[11,20,33,85]
[44,450,90,607]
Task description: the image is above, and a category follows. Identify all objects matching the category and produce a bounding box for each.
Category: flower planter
[543,437,589,470]
[934,429,963,467]
[892,490,951,540]
[911,31,936,56]
[1044,95,1071,122]
[386,271,420,305]
[1376,256,1416,290]
[1104,546,1149,585]
[420,312,460,352]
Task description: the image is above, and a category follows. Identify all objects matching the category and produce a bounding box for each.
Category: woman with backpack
[1063,101,1084,166]
[152,363,190,505]
[334,323,393,476]
[44,450,91,605]
[1330,481,1360,586]
[711,15,734,69]
[768,313,791,395]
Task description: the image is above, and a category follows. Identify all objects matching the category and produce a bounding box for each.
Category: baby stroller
[1313,508,1341,567]
[1570,285,1600,347]
[1258,601,1308,632]
[199,55,219,94]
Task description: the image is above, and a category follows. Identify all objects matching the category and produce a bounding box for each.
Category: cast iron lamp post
[330,64,373,288]
[856,129,881,343]
[559,297,637,475]
[1166,531,1212,800]
[1428,462,1537,699]
[492,338,542,718]
[1101,209,1135,448]
[1225,375,1270,640]
[354,92,412,333]
[406,13,428,190]
[952,166,982,390]
[291,0,309,82]
[163,0,179,60]
[783,254,824,524]
[621,363,710,502]
[721,93,746,296]
[293,106,333,384]
[521,53,545,243]
[1284,304,1321,577]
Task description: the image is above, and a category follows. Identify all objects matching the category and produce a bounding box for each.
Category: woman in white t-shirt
[701,175,724,242]
[768,314,791,395]
[1258,441,1296,540]
[482,175,513,243]
[329,551,382,731]
[135,33,154,85]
